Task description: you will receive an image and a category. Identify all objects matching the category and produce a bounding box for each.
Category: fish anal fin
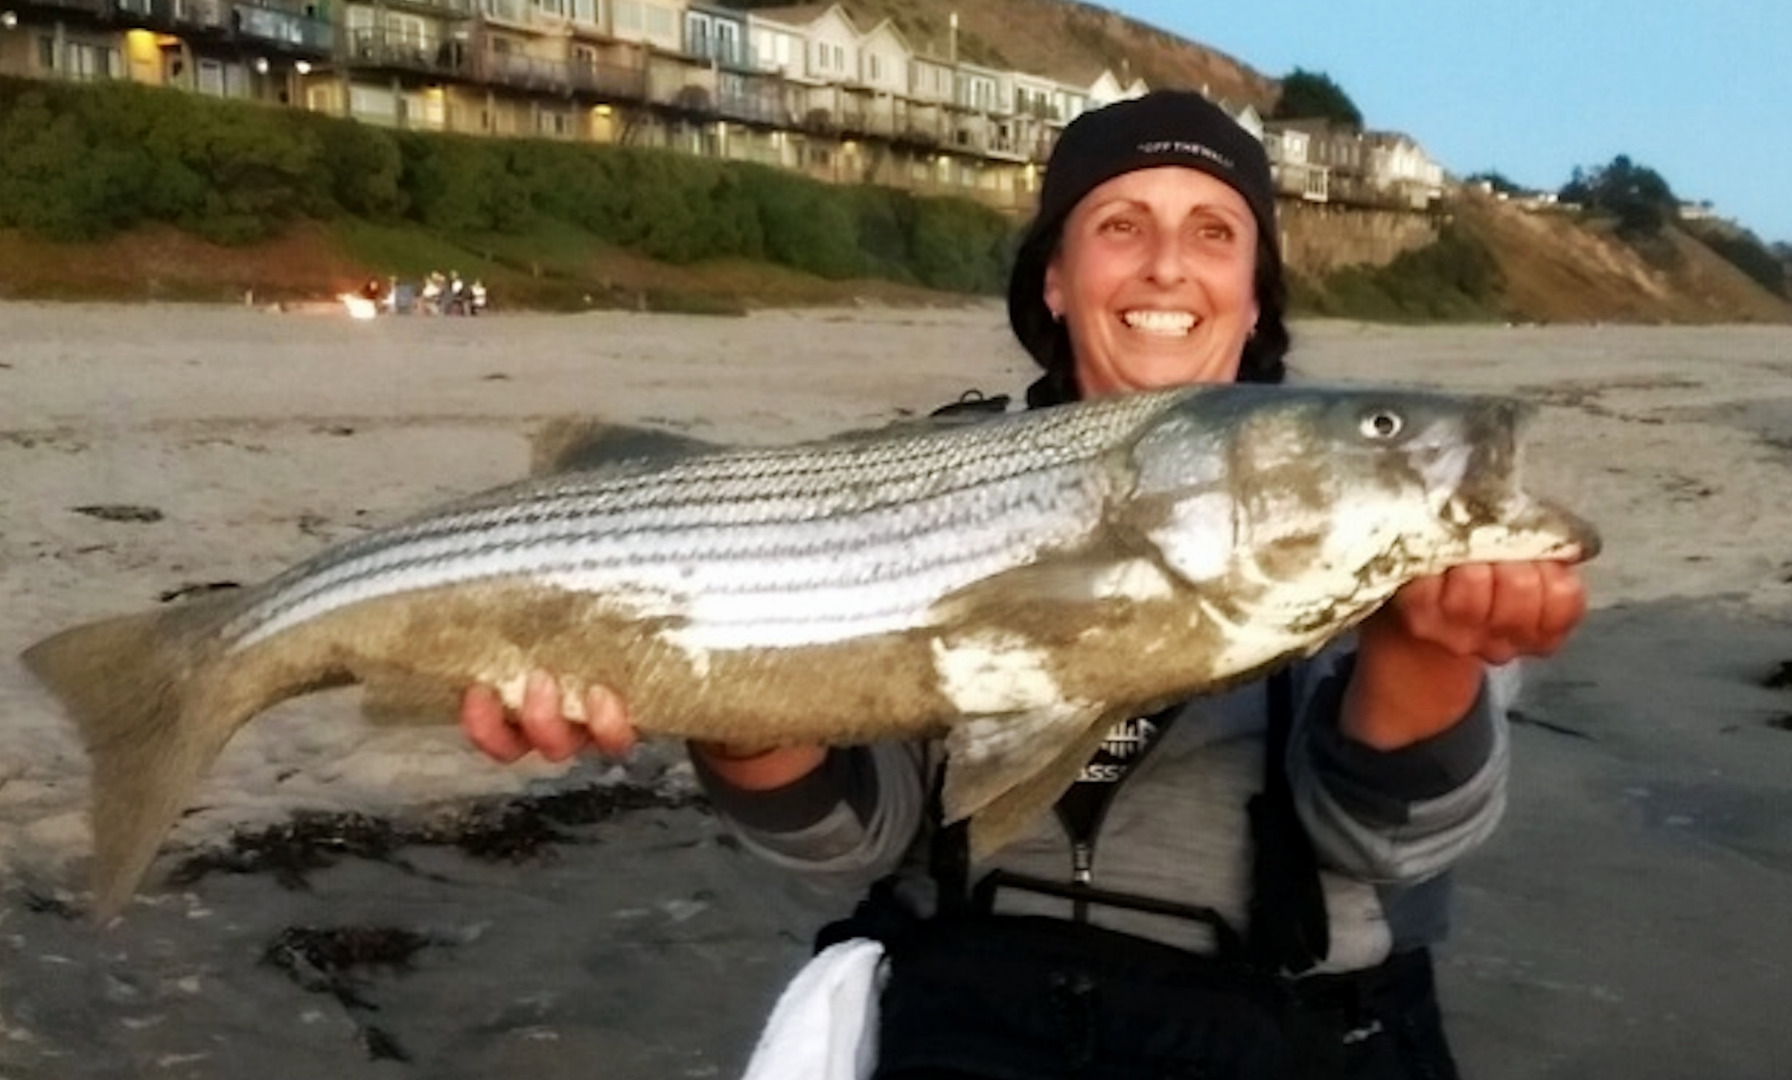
[965,713,1121,862]
[941,703,1113,852]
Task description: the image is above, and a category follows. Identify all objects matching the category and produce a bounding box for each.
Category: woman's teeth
[1121,310,1196,335]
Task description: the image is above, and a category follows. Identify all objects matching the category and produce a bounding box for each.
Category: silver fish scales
[22,383,1598,919]
[226,390,1163,655]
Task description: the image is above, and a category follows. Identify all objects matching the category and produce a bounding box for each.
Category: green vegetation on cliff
[0,76,1015,300]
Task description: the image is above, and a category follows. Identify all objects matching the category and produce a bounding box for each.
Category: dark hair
[1010,91,1291,408]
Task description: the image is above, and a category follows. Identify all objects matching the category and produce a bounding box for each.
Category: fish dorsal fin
[940,701,1114,852]
[529,418,722,476]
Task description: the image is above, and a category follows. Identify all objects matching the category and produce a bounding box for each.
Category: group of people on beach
[357,271,488,316]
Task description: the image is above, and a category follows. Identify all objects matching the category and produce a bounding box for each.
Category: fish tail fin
[21,596,241,920]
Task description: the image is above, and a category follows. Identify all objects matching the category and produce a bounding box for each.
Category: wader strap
[930,778,972,920]
[1247,668,1331,974]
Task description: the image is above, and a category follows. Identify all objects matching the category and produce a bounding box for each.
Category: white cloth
[740,937,886,1080]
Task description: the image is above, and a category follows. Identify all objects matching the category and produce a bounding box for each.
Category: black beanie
[1007,91,1282,391]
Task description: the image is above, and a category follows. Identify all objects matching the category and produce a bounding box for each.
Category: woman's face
[1044,166,1260,398]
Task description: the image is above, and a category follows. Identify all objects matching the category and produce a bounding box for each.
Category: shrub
[0,75,1015,292]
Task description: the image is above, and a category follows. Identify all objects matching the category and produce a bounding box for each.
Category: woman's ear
[1043,260,1065,322]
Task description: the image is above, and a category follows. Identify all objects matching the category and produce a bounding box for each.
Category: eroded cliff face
[1452,192,1792,324]
[1280,202,1443,278]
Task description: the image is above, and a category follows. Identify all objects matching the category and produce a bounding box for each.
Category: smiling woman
[1005,91,1292,406]
[1043,167,1261,394]
[460,90,1588,1080]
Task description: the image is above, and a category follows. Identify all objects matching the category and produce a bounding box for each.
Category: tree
[1559,154,1678,238]
[1465,170,1525,197]
[1271,68,1363,129]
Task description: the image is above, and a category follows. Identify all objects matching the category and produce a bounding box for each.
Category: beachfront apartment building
[0,0,1445,214]
[1264,117,1448,211]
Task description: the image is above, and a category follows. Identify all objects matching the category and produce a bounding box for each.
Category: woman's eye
[1359,410,1404,439]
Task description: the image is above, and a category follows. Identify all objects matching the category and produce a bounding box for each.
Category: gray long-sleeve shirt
[694,640,1515,975]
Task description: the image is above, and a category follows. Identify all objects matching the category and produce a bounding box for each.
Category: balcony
[567,58,646,100]
[14,0,110,20]
[715,87,785,127]
[117,0,218,29]
[480,48,570,93]
[232,2,332,54]
[347,27,474,77]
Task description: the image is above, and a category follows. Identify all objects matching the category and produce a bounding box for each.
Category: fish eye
[1359,410,1404,440]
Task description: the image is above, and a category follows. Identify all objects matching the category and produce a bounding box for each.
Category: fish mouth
[1456,490,1602,565]
[1514,495,1602,562]
[1456,397,1601,563]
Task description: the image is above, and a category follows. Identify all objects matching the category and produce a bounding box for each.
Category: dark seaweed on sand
[171,780,706,890]
[262,925,439,1061]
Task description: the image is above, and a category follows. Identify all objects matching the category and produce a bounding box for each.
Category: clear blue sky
[1112,1,1792,245]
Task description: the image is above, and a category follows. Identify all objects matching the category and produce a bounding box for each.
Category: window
[409,91,445,128]
[715,20,738,64]
[34,35,121,79]
[388,13,426,50]
[867,53,880,81]
[613,0,641,33]
[196,57,225,95]
[349,84,398,120]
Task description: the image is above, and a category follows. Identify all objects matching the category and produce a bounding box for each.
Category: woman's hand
[1341,559,1588,750]
[460,672,638,763]
[458,671,829,790]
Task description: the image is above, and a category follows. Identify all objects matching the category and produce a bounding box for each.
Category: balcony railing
[715,88,786,127]
[232,2,332,53]
[482,49,579,94]
[347,28,475,77]
[568,58,646,99]
[17,0,110,19]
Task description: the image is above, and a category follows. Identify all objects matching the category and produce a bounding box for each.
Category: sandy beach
[2,300,1789,1079]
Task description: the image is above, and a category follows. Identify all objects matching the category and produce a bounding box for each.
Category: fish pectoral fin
[941,703,1113,852]
[359,669,465,725]
[929,555,1175,633]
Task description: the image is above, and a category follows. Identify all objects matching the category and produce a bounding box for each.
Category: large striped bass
[23,383,1597,918]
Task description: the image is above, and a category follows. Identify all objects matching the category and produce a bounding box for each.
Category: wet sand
[2,302,1789,1078]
